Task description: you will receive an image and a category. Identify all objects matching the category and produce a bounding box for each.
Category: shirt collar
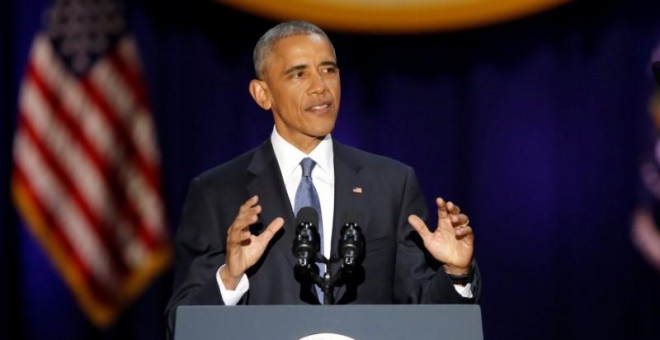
[270,126,334,181]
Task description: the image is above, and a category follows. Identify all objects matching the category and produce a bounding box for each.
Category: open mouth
[307,102,332,112]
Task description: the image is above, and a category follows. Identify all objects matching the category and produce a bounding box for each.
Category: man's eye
[293,71,305,78]
[324,67,337,74]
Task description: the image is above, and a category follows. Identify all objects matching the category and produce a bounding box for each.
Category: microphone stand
[311,248,362,304]
[297,254,350,305]
[319,256,346,305]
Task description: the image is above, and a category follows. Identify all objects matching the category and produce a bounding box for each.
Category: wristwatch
[447,270,473,286]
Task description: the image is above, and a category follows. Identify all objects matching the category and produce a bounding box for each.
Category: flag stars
[46,0,125,75]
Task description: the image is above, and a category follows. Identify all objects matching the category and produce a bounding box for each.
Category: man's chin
[307,123,336,139]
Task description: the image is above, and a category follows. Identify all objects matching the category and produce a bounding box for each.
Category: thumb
[408,214,431,240]
[259,217,284,243]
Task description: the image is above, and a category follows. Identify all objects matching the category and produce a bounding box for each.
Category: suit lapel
[246,141,297,268]
[331,142,368,301]
[332,143,367,251]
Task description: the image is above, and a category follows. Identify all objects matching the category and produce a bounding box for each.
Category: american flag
[632,43,660,272]
[11,0,171,328]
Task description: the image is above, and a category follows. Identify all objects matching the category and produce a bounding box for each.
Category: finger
[233,197,262,227]
[238,196,260,217]
[446,201,460,215]
[236,195,259,215]
[436,197,448,219]
[408,214,432,240]
[238,195,259,213]
[236,212,259,229]
[450,213,469,226]
[228,197,261,238]
[456,225,473,237]
[228,223,253,244]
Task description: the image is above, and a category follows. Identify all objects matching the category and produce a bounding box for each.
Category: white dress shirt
[270,127,335,259]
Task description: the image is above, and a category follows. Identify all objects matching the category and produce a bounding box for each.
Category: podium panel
[174,304,483,340]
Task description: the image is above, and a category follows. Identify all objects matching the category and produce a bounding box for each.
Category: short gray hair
[253,20,335,79]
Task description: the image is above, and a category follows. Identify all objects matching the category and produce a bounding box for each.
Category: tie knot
[300,157,316,177]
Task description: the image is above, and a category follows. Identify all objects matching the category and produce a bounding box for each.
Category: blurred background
[2,0,660,339]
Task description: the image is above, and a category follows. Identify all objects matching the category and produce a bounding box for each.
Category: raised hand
[408,197,474,275]
[220,195,284,289]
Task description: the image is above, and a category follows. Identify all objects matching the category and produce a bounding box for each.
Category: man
[165,20,480,335]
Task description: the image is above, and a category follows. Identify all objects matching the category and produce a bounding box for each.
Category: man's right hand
[220,195,284,290]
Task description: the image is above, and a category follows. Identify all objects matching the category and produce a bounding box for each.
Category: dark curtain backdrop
[2,0,660,339]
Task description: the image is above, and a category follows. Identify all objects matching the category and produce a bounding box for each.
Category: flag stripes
[12,7,171,326]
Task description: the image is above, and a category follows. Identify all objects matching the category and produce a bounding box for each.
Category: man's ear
[249,79,272,110]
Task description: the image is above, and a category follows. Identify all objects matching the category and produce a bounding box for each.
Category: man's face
[255,33,341,151]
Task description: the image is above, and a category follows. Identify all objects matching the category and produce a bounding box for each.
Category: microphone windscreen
[295,206,319,225]
[653,61,660,86]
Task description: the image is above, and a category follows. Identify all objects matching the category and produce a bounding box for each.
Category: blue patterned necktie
[294,157,324,303]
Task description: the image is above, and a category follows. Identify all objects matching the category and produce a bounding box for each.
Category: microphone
[653,61,660,86]
[292,207,320,269]
[338,211,365,269]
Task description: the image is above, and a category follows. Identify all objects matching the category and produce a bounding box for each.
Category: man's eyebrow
[320,60,338,68]
[283,61,338,75]
[284,64,307,75]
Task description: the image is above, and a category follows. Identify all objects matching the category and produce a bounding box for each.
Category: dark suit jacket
[165,139,480,334]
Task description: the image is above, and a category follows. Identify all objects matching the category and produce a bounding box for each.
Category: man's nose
[308,72,328,94]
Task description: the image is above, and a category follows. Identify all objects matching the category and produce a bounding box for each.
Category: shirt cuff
[454,283,473,299]
[216,265,249,305]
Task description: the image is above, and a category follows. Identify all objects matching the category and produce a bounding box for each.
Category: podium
[174,304,483,340]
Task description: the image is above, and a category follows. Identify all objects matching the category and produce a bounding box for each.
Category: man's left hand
[408,197,474,275]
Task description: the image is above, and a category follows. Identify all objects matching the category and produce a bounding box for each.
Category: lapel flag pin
[352,187,363,194]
